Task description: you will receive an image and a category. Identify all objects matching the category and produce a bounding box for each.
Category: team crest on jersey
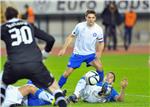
[93,33,97,37]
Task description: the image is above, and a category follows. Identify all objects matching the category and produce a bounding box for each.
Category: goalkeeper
[68,71,128,103]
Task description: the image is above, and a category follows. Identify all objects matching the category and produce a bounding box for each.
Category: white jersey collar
[7,18,20,23]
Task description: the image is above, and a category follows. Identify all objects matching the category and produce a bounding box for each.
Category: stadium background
[0,0,149,107]
[1,0,149,45]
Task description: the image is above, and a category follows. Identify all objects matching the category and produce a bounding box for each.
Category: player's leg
[2,85,23,107]
[68,77,86,103]
[1,62,38,105]
[0,72,7,105]
[18,85,36,96]
[47,80,67,106]
[73,77,86,98]
[29,62,67,107]
[37,79,67,107]
[0,62,16,105]
[1,62,36,106]
[0,81,7,105]
[58,54,83,88]
[0,71,7,104]
[19,85,54,106]
[88,56,104,82]
[58,67,74,88]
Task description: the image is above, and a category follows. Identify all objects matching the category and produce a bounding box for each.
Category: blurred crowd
[1,1,137,51]
[101,1,137,51]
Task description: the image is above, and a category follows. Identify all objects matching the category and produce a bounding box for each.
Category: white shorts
[2,85,24,107]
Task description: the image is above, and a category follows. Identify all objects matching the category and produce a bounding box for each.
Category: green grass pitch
[0,54,149,107]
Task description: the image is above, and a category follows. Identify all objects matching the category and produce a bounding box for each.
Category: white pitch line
[125,94,150,98]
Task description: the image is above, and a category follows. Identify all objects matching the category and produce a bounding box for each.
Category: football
[85,70,100,85]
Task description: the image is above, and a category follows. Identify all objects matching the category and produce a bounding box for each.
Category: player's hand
[120,79,128,89]
[58,48,66,56]
[42,50,49,59]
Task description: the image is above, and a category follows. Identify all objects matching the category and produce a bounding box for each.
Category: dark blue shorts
[67,53,96,68]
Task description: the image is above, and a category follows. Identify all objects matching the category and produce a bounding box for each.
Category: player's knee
[26,85,36,94]
[96,64,103,70]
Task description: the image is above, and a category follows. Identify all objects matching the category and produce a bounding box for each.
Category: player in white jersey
[1,81,55,107]
[2,84,55,107]
[58,10,105,88]
[68,71,128,103]
[0,72,54,107]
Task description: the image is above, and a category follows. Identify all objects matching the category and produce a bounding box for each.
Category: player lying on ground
[1,77,67,107]
[68,71,128,103]
[0,71,67,107]
[2,84,54,107]
[0,71,53,107]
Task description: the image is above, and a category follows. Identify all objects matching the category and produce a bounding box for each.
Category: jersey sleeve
[1,25,6,40]
[0,27,3,40]
[71,24,79,36]
[33,25,55,52]
[97,27,104,43]
[109,88,119,102]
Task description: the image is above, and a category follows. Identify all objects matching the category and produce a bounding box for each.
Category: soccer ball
[85,70,100,85]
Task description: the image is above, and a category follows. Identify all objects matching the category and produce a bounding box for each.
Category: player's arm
[96,27,104,58]
[115,79,128,102]
[96,41,104,58]
[33,25,55,59]
[58,34,74,56]
[1,26,5,40]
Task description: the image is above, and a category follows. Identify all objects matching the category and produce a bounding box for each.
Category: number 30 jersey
[1,18,42,63]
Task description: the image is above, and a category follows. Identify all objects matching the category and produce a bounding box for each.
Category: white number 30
[9,26,33,46]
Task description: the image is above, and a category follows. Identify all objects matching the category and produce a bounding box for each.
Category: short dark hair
[85,9,96,16]
[108,72,116,82]
[5,7,18,20]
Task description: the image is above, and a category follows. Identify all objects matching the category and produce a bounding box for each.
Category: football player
[58,9,104,88]
[68,71,128,103]
[0,7,67,107]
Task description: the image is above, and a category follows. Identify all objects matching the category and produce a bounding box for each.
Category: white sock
[38,90,54,103]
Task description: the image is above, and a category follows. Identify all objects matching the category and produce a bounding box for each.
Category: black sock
[54,90,67,107]
[0,83,7,104]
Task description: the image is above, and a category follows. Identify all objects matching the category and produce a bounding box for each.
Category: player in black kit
[0,7,67,107]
